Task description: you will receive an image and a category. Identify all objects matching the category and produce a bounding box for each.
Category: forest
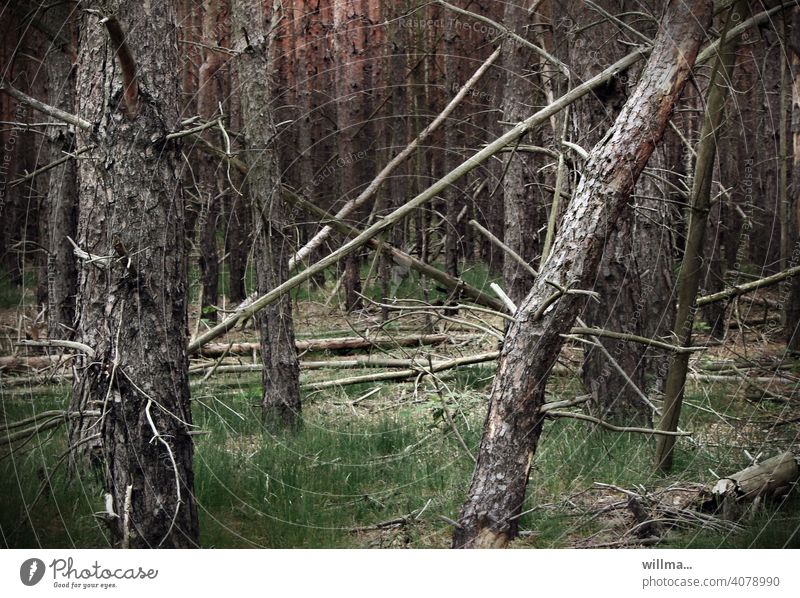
[1,0,800,550]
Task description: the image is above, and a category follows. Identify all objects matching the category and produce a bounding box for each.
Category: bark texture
[70,0,199,547]
[44,4,79,339]
[453,0,711,548]
[573,0,674,428]
[232,0,301,425]
[500,1,547,304]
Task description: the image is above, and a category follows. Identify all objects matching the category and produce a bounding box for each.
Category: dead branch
[469,219,538,277]
[303,351,500,391]
[0,79,91,131]
[101,15,139,118]
[11,145,96,188]
[17,339,96,358]
[696,264,800,306]
[290,46,502,270]
[283,190,506,312]
[544,411,691,436]
[436,0,569,76]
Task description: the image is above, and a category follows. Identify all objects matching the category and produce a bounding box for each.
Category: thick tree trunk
[70,0,199,547]
[571,0,677,428]
[453,0,710,548]
[232,0,301,426]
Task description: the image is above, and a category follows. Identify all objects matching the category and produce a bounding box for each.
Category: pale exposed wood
[711,452,799,519]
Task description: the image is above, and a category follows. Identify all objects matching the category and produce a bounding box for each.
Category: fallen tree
[710,453,799,519]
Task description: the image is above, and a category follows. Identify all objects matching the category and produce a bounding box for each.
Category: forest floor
[1,269,800,548]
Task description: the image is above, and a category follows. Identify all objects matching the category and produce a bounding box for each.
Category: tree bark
[500,1,547,304]
[70,0,199,547]
[196,0,226,322]
[786,8,800,351]
[232,0,301,426]
[453,0,711,548]
[44,4,79,340]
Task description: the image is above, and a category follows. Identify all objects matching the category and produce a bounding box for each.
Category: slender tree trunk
[232,0,301,426]
[655,1,746,471]
[45,5,78,339]
[443,3,466,280]
[786,8,800,351]
[453,0,711,548]
[500,1,547,304]
[333,0,373,312]
[224,61,248,305]
[196,0,225,322]
[70,0,199,547]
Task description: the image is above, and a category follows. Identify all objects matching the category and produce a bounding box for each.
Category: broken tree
[452,0,712,549]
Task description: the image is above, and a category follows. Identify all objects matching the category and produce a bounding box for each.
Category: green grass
[0,268,37,309]
[2,257,798,548]
[3,368,798,548]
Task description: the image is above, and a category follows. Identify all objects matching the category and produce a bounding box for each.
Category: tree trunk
[453,0,711,548]
[500,1,547,304]
[232,0,301,426]
[45,5,78,340]
[70,0,199,547]
[224,61,248,305]
[655,1,746,471]
[196,0,225,323]
[568,1,658,428]
[786,8,800,352]
[442,4,468,280]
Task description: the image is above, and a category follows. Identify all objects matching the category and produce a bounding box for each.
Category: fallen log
[0,333,487,373]
[303,351,500,391]
[0,354,69,372]
[711,452,799,519]
[190,356,454,375]
[201,333,485,357]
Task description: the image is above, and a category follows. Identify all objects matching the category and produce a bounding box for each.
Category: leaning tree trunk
[453,0,711,549]
[654,1,745,471]
[70,0,199,547]
[232,0,301,426]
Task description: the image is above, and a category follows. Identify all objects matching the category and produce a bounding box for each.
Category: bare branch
[101,16,139,119]
[0,79,91,131]
[545,411,692,436]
